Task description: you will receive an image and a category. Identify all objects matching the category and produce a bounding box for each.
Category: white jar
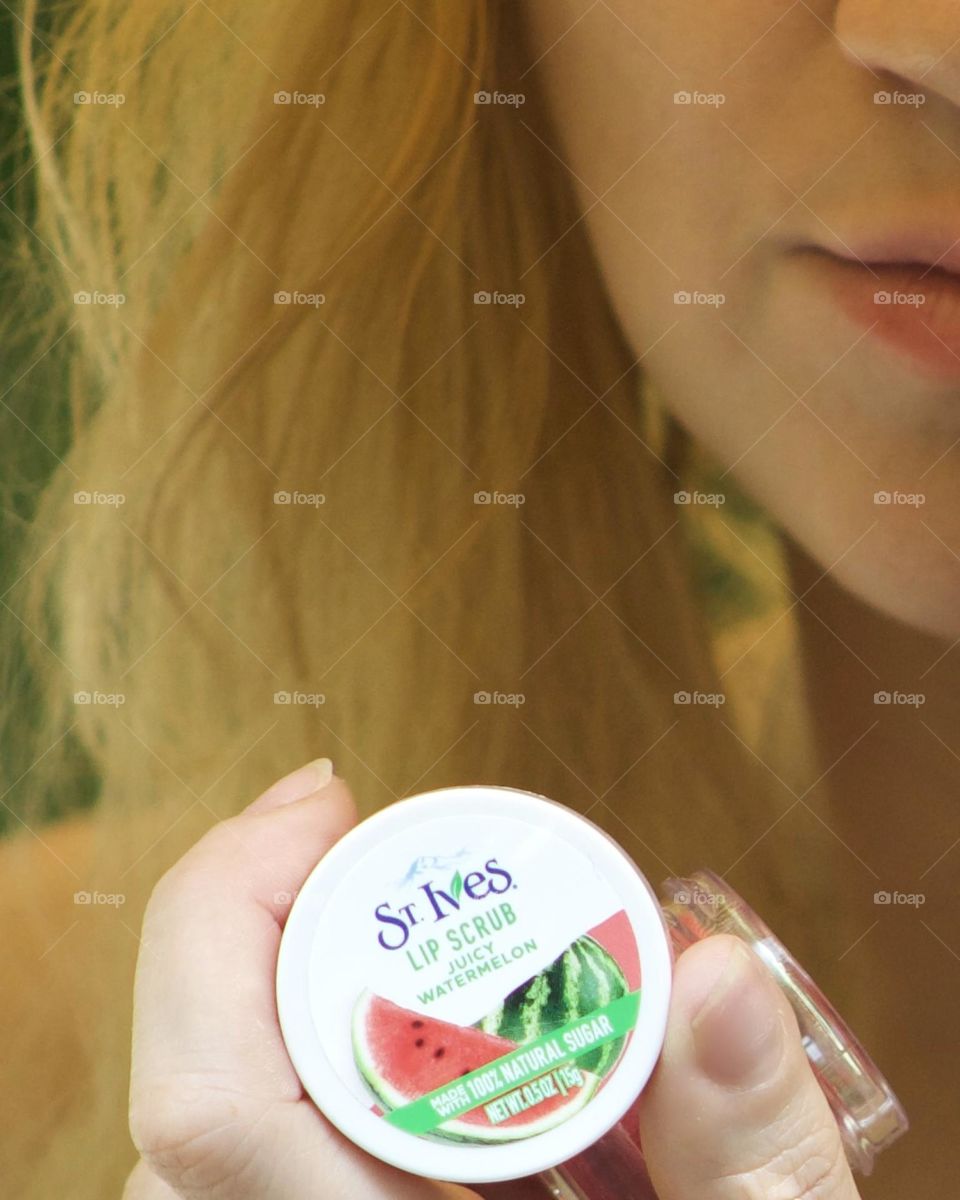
[276,784,674,1184]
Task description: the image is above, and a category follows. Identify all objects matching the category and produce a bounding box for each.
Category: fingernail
[306,757,335,791]
[691,940,785,1086]
[248,757,335,811]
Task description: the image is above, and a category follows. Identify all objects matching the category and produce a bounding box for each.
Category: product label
[307,813,644,1145]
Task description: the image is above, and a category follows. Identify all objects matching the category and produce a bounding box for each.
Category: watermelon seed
[411,1019,424,1028]
[434,1047,446,1058]
[415,1038,425,1048]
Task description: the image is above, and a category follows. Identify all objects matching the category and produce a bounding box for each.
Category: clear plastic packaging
[521,869,909,1200]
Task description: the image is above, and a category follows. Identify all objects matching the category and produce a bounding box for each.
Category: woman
[1,1,957,1196]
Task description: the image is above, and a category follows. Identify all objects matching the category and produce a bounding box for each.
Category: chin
[827,535,960,642]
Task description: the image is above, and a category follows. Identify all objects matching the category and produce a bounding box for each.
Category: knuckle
[709,1103,852,1200]
[779,1132,851,1200]
[122,1159,175,1200]
[755,1122,851,1199]
[141,820,241,921]
[129,1079,259,1194]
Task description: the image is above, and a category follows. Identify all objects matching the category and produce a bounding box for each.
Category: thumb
[638,934,859,1200]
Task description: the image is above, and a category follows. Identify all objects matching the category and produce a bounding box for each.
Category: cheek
[526,0,817,298]
[525,0,849,379]
[597,0,812,77]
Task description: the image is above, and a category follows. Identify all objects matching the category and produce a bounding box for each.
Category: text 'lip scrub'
[275,785,908,1194]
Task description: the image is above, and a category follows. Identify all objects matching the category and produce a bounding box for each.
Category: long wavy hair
[0,2,826,1196]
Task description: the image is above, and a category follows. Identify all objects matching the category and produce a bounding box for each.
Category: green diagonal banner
[384,989,641,1136]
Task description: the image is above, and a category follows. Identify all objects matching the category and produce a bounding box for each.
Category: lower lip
[802,249,960,380]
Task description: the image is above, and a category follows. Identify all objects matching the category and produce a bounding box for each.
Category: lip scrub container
[276,785,908,1198]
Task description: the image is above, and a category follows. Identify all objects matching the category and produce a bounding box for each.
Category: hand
[124,760,860,1200]
[638,933,861,1199]
[124,761,481,1200]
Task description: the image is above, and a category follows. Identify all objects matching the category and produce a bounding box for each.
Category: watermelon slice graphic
[351,990,599,1143]
[473,933,628,1078]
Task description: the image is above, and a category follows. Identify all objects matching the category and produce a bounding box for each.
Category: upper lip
[808,222,960,277]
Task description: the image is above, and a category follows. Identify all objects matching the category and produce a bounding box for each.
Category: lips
[798,229,960,380]
[824,229,960,277]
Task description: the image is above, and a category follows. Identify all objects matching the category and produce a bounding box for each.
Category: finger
[130,761,479,1200]
[244,756,338,813]
[638,934,859,1200]
[133,758,354,1102]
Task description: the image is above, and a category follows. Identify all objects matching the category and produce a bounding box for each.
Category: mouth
[794,230,960,380]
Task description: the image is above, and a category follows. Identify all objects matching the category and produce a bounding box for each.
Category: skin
[525,0,960,639]
[125,765,858,1200]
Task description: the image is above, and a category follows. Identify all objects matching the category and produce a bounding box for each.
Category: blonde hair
[2,2,825,1195]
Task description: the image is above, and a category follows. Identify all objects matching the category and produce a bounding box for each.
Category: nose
[835,0,960,109]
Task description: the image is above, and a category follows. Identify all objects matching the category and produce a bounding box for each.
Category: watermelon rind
[351,989,601,1145]
[474,934,629,1078]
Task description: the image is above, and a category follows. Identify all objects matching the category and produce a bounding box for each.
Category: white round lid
[276,784,672,1184]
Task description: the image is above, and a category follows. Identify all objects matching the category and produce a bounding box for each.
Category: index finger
[129,767,479,1199]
